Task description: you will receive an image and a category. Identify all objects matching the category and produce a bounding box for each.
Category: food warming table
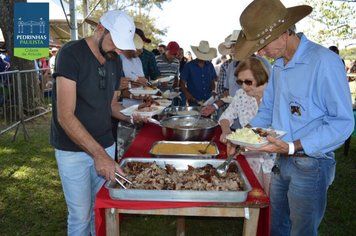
[95,123,270,236]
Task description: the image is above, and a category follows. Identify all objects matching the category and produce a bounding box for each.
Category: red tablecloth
[95,123,270,236]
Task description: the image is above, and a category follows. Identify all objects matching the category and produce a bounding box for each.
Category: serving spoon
[190,100,205,128]
[147,117,161,126]
[198,136,216,154]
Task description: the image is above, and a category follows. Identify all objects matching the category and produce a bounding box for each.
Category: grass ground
[0,114,355,235]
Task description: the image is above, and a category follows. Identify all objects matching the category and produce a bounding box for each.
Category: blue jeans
[55,144,115,236]
[270,155,335,236]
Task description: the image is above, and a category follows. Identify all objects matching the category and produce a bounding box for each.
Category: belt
[280,152,309,158]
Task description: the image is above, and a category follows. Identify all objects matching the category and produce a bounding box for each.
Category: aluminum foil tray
[105,158,252,202]
[149,141,219,159]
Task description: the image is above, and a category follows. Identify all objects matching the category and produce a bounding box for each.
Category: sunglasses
[98,65,106,89]
[236,79,253,86]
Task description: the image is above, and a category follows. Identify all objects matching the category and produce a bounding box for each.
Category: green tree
[0,0,36,71]
[79,0,170,48]
[302,0,356,46]
[340,47,356,61]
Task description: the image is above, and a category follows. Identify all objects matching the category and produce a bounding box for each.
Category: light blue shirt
[250,34,354,158]
[119,54,145,108]
[223,60,241,96]
[119,54,144,80]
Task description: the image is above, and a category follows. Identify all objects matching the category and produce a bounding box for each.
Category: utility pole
[82,0,89,37]
[69,0,78,40]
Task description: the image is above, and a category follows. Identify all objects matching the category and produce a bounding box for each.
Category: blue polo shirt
[250,34,354,158]
[180,59,217,102]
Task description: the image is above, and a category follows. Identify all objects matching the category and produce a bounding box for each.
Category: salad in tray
[227,127,286,148]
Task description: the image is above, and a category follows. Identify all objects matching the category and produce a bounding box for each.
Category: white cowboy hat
[191,40,217,61]
[234,0,312,60]
[218,30,241,56]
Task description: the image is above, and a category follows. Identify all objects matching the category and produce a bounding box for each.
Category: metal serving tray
[149,141,220,159]
[105,158,252,202]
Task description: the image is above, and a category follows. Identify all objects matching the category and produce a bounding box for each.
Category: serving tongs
[216,148,240,176]
[114,172,132,189]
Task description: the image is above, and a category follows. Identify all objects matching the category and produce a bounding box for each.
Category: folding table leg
[176,216,185,236]
[106,208,120,236]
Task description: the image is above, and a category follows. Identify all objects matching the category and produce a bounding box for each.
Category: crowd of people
[46,0,355,235]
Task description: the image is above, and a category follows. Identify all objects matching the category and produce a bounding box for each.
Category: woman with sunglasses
[202,57,271,191]
[225,57,271,191]
[202,57,269,141]
[218,57,269,143]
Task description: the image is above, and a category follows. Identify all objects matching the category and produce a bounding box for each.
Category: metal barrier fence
[0,68,52,139]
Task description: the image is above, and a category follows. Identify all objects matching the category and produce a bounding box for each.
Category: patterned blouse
[218,89,258,127]
[219,88,276,181]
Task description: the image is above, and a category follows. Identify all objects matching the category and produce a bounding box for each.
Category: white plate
[202,96,217,106]
[227,128,287,148]
[150,95,162,99]
[162,91,181,99]
[151,76,175,84]
[120,105,139,116]
[129,88,159,96]
[154,99,172,107]
[120,104,165,117]
[221,96,233,104]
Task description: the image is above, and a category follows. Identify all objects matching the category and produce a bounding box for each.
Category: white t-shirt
[120,54,145,108]
[49,55,56,74]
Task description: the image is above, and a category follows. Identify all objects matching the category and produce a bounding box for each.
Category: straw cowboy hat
[191,40,217,61]
[218,30,241,56]
[51,47,59,53]
[85,17,99,26]
[134,33,143,49]
[234,0,312,60]
[134,21,152,43]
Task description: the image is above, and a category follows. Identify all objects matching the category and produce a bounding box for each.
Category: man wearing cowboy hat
[217,32,237,98]
[223,30,271,98]
[49,47,58,75]
[180,40,217,105]
[201,33,237,121]
[231,0,354,235]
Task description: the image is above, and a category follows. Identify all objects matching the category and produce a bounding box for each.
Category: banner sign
[14,3,49,60]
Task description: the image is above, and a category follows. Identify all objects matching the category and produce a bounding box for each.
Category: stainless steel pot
[163,106,201,117]
[159,116,217,141]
